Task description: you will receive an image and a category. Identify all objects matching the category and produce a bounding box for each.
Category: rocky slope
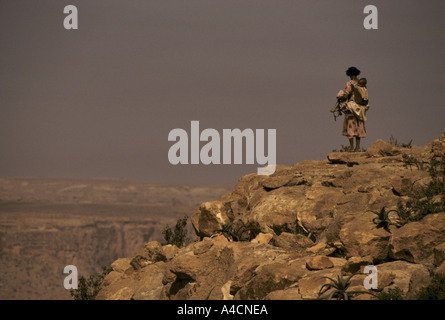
[97,135,445,300]
[0,177,231,300]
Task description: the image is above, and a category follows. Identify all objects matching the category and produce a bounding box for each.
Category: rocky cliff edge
[97,134,445,300]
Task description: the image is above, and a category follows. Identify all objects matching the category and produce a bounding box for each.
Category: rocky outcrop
[98,135,445,300]
[389,214,445,265]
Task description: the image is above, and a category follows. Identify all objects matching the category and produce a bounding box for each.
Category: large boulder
[132,263,169,300]
[339,212,391,262]
[191,201,231,238]
[305,256,334,270]
[375,261,431,299]
[366,139,401,157]
[247,188,304,231]
[234,262,305,300]
[390,213,445,266]
[130,241,168,270]
[273,232,314,249]
[297,268,344,300]
[97,262,168,300]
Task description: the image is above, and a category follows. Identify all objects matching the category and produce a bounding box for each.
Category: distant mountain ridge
[0,176,231,207]
[0,177,232,300]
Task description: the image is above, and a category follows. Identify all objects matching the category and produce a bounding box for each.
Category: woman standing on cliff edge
[337,66,369,152]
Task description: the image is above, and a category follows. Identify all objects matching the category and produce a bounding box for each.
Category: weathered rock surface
[366,139,402,157]
[305,256,334,270]
[98,136,445,300]
[389,213,445,265]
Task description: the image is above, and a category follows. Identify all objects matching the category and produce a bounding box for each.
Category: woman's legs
[349,138,354,151]
[347,136,361,151]
[355,137,361,151]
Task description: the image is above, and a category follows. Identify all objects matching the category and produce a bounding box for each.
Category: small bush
[428,155,445,195]
[70,266,112,300]
[376,287,405,300]
[402,153,427,171]
[389,135,412,148]
[318,271,371,300]
[416,272,445,300]
[162,215,189,248]
[369,207,396,232]
[397,154,445,225]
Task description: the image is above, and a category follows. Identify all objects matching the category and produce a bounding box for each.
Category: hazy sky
[1,1,444,186]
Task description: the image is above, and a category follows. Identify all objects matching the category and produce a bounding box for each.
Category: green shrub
[428,155,445,196]
[376,287,405,300]
[318,271,371,300]
[389,135,412,148]
[162,215,189,248]
[369,206,396,232]
[70,266,111,300]
[397,154,445,225]
[402,153,427,170]
[416,272,445,300]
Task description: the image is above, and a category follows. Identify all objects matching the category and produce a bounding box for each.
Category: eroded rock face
[366,139,402,157]
[375,261,431,299]
[339,212,391,263]
[390,213,445,265]
[305,256,334,270]
[191,201,231,238]
[98,136,445,300]
[130,241,169,270]
[0,178,232,300]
